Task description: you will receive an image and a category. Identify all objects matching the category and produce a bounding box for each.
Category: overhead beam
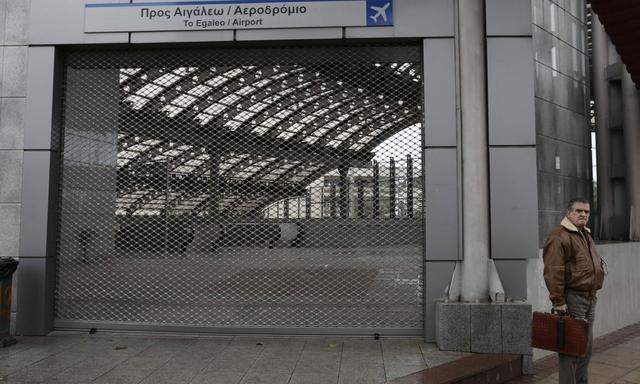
[119,109,374,165]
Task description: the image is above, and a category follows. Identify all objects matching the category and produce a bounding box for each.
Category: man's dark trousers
[558,292,596,384]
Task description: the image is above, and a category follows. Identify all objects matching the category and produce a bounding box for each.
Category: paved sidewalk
[0,333,468,384]
[509,322,640,384]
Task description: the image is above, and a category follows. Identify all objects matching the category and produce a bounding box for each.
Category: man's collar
[561,217,591,234]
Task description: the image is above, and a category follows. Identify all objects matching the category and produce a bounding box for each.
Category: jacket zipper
[579,231,596,289]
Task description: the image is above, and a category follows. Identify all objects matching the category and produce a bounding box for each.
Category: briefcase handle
[550,308,569,350]
[551,308,570,317]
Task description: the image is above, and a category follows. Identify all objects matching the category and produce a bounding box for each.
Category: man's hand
[553,304,568,314]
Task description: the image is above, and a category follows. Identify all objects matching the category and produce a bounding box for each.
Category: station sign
[85,0,393,32]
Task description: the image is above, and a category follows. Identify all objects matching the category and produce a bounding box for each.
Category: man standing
[543,198,606,384]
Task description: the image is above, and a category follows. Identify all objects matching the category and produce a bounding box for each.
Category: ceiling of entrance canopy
[115,60,422,216]
[591,0,640,88]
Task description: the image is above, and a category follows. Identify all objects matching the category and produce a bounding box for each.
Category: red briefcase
[531,311,589,357]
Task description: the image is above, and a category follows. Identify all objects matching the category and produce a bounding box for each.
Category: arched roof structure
[104,45,422,216]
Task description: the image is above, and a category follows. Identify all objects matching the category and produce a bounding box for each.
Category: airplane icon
[369,2,390,24]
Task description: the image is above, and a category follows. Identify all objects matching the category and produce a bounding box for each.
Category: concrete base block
[522,354,535,375]
[435,301,533,357]
[502,303,532,354]
[435,301,470,352]
[470,303,502,353]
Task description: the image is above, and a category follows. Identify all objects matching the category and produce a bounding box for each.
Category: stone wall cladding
[0,0,30,320]
[533,0,593,245]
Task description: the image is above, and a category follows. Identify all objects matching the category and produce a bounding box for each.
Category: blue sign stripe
[87,0,361,8]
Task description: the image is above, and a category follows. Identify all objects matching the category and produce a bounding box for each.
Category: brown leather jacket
[542,217,605,306]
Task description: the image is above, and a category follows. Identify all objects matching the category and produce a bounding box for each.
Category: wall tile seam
[0,44,28,48]
[537,170,594,182]
[531,12,589,28]
[539,208,571,213]
[534,96,590,118]
[486,34,533,38]
[534,60,590,87]
[0,0,6,47]
[23,149,59,153]
[534,60,590,83]
[533,26,590,56]
[536,133,592,148]
[541,1,587,24]
[533,22,589,41]
[533,30,590,58]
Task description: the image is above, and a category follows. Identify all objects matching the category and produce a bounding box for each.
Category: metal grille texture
[55,43,425,332]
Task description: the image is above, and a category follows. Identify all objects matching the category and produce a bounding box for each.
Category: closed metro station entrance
[54,43,425,334]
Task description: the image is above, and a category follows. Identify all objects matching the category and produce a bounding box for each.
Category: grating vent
[54,43,425,332]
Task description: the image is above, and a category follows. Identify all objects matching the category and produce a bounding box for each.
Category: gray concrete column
[458,0,490,301]
[592,14,614,240]
[621,69,640,240]
[17,47,60,335]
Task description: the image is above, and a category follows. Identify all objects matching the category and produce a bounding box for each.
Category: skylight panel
[224,68,244,78]
[300,115,317,124]
[161,105,183,118]
[274,109,293,119]
[124,95,150,110]
[188,84,212,97]
[253,79,271,88]
[206,75,229,88]
[171,94,197,108]
[224,120,242,130]
[261,117,281,128]
[202,103,227,115]
[136,83,164,98]
[218,94,241,106]
[235,86,255,96]
[248,102,269,113]
[234,111,256,123]
[153,73,181,87]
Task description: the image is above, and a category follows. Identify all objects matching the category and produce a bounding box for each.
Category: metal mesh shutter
[54,43,424,333]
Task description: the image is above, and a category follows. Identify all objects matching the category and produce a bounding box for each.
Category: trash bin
[0,257,19,347]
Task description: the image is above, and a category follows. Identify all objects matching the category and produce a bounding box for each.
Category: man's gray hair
[567,197,590,211]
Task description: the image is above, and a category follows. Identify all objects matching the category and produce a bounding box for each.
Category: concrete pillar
[373,161,380,218]
[592,14,614,240]
[621,69,640,240]
[407,155,414,218]
[389,158,396,218]
[339,165,349,218]
[207,149,221,217]
[458,0,490,301]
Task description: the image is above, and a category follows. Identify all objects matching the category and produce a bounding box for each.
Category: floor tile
[383,364,428,381]
[619,369,640,384]
[587,362,629,379]
[290,373,338,384]
[92,372,146,384]
[239,371,293,384]
[338,363,385,384]
[592,351,640,369]
[190,369,246,384]
[591,372,624,384]
[3,334,471,384]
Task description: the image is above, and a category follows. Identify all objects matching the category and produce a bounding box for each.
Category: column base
[435,301,532,357]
